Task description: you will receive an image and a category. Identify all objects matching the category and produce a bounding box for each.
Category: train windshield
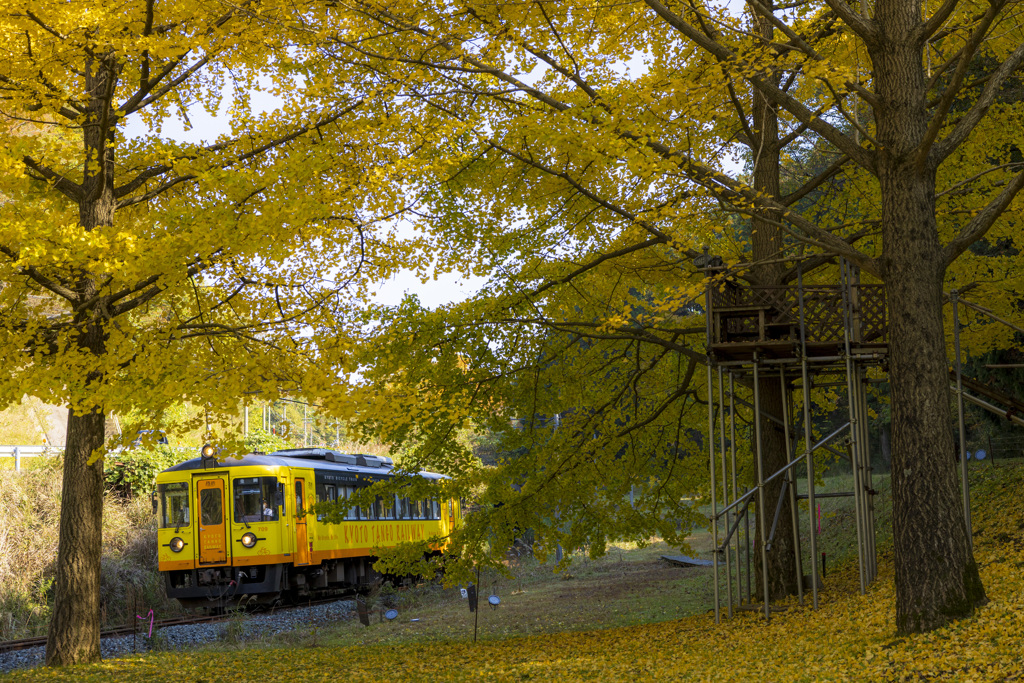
[233,477,281,523]
[158,482,190,529]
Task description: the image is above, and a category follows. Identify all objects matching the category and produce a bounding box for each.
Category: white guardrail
[0,445,63,471]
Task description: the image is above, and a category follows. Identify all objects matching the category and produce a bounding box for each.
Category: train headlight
[169,536,185,553]
[241,532,258,548]
[201,443,217,458]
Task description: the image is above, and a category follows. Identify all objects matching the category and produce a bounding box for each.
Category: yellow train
[155,446,459,608]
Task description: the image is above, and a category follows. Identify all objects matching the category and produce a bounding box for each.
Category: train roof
[159,448,447,481]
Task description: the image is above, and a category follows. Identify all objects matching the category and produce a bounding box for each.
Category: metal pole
[474,564,481,643]
[798,263,820,608]
[840,260,868,594]
[718,366,732,617]
[304,404,309,448]
[729,372,741,605]
[952,291,972,551]
[13,446,20,472]
[244,406,249,437]
[780,366,804,604]
[857,368,877,581]
[708,360,720,624]
[753,356,771,620]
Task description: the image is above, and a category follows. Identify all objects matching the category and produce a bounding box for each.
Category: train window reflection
[200,487,222,526]
[233,477,280,523]
[158,482,190,528]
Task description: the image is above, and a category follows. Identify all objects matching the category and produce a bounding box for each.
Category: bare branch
[818,0,879,43]
[745,0,822,58]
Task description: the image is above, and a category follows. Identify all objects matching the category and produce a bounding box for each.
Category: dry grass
[0,458,182,640]
[0,398,48,447]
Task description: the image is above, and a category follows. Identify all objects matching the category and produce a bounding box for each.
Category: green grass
[254,540,716,651]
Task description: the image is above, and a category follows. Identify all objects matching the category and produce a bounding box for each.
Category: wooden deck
[706,281,888,363]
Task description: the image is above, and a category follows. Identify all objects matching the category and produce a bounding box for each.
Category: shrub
[104,445,186,498]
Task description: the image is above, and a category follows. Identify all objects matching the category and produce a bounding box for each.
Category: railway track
[0,614,227,655]
[0,595,355,655]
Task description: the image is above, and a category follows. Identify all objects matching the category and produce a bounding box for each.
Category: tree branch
[21,155,83,200]
[781,153,850,206]
[931,41,1024,165]
[918,0,1008,167]
[643,0,876,172]
[942,169,1024,267]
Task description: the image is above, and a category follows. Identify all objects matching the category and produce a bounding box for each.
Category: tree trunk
[870,11,985,631]
[749,0,799,600]
[45,387,106,665]
[46,54,119,664]
[887,259,984,632]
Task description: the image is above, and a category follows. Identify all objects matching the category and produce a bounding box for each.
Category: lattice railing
[708,283,886,345]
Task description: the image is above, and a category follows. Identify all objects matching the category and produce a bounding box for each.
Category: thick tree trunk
[45,388,106,665]
[886,246,984,632]
[46,55,119,665]
[871,10,985,631]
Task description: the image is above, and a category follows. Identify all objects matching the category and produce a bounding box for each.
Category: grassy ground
[268,541,717,652]
[6,464,1023,681]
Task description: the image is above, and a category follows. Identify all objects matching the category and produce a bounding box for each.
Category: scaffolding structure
[700,254,1018,622]
[703,258,889,621]
[950,291,1024,549]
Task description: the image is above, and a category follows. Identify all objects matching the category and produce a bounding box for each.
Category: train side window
[321,485,337,522]
[431,499,441,519]
[233,477,266,523]
[410,499,422,520]
[261,478,280,521]
[347,485,363,520]
[343,486,357,520]
[158,482,190,528]
[381,495,395,520]
[398,496,409,519]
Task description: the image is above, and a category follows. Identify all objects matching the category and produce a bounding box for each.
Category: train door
[294,477,310,565]
[195,476,229,565]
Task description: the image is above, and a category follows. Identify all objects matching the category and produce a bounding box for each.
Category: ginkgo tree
[308,0,1024,634]
[0,0,423,666]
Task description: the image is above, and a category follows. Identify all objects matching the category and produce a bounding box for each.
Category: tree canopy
[306,0,1024,634]
[0,0,425,664]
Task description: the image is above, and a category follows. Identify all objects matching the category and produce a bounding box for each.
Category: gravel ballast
[0,599,355,674]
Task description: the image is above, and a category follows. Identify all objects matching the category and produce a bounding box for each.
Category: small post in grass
[473,564,481,643]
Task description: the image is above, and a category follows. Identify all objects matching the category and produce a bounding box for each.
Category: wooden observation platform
[705,271,889,362]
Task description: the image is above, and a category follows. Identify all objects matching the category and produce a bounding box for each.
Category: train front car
[155,447,457,609]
